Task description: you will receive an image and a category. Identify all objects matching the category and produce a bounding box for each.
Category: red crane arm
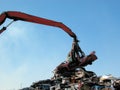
[0,11,77,40]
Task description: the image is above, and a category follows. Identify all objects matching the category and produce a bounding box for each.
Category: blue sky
[0,0,120,90]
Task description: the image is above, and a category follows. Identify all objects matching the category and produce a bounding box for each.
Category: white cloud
[0,63,29,90]
[0,23,33,90]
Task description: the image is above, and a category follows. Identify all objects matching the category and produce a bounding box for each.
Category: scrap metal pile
[0,11,120,90]
[20,41,120,90]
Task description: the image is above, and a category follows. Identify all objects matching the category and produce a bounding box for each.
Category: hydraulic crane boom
[0,11,77,41]
[0,11,97,76]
